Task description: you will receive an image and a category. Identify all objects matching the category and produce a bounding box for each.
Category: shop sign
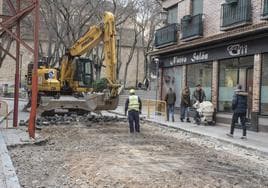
[191,51,208,62]
[160,36,268,68]
[227,44,248,56]
[171,56,187,65]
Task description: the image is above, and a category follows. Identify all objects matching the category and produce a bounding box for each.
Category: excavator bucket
[37,94,118,116]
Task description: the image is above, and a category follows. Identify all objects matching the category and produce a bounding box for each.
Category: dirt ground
[8,120,268,188]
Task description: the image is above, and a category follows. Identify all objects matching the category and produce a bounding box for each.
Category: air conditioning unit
[225,0,238,4]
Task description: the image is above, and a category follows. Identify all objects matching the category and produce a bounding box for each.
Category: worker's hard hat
[129,89,135,94]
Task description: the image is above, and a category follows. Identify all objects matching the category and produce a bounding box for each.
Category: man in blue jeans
[125,89,142,133]
[165,88,176,122]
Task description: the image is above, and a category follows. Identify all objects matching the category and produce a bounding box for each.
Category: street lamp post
[154,58,159,102]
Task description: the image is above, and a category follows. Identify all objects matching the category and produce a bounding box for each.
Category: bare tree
[122,18,142,88]
[136,0,162,80]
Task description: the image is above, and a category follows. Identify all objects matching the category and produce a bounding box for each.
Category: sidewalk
[112,106,268,155]
[0,98,30,188]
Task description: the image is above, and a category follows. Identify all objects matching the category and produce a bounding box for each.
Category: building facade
[150,0,268,132]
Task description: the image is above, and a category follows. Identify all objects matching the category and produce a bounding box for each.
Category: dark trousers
[167,104,175,121]
[180,106,189,119]
[128,110,140,133]
[230,112,247,136]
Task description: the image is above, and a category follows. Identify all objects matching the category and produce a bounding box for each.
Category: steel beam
[0,45,16,60]
[0,4,35,37]
[0,0,40,138]
[6,0,17,15]
[28,0,40,138]
[0,23,34,53]
[13,0,20,128]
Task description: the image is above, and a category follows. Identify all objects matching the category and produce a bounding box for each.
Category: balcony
[221,0,251,30]
[181,14,203,40]
[154,23,179,48]
[262,0,268,18]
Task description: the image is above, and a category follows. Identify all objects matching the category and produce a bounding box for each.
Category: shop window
[162,66,183,107]
[261,54,268,115]
[187,62,212,101]
[218,59,239,112]
[218,56,254,113]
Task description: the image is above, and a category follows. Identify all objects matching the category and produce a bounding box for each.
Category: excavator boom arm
[68,12,117,86]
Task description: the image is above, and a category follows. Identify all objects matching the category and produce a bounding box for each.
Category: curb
[0,133,20,188]
[109,110,268,156]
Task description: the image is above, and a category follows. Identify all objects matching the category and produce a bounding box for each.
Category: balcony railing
[181,14,203,40]
[154,23,179,48]
[263,0,268,17]
[221,0,251,29]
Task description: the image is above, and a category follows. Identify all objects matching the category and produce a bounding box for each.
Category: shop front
[157,34,268,132]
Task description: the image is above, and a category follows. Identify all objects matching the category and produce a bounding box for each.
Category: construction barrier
[142,99,167,121]
[0,100,8,128]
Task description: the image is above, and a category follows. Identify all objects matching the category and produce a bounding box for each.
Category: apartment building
[150,0,268,132]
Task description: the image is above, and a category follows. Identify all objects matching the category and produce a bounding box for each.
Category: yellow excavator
[26,12,120,116]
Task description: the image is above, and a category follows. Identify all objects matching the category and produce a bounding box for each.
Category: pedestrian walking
[180,86,191,122]
[192,84,206,124]
[165,88,176,122]
[227,85,248,139]
[125,89,142,133]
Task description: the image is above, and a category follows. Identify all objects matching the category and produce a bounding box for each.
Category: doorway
[239,67,253,119]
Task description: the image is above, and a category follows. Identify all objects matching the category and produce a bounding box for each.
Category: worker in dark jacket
[192,84,206,103]
[180,86,191,122]
[165,88,176,122]
[227,85,248,139]
[192,84,206,125]
[125,89,142,133]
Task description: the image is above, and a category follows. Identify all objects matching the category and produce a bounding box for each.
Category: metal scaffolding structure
[0,0,40,138]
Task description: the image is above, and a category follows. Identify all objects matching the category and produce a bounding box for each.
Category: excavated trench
[8,116,268,188]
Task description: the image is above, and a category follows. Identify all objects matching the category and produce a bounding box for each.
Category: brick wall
[174,0,266,40]
[177,0,191,24]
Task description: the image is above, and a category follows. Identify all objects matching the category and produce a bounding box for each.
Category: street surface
[8,120,268,188]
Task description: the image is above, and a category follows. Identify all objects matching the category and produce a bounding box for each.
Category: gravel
[8,119,268,188]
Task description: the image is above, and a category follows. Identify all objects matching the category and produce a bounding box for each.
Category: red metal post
[13,0,21,127]
[28,0,40,138]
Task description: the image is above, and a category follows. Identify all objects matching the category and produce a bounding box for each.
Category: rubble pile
[19,114,127,127]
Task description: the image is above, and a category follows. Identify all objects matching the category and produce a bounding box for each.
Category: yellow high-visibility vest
[128,95,139,111]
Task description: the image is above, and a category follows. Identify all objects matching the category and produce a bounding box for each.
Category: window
[187,62,212,101]
[218,56,254,112]
[162,66,183,107]
[261,54,268,115]
[218,59,239,112]
[167,5,178,24]
[192,0,203,15]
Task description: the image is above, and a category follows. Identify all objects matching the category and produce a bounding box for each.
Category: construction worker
[125,89,142,133]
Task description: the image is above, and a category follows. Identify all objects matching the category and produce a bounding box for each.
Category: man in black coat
[227,85,248,139]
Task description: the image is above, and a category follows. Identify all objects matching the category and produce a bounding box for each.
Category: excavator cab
[74,57,93,88]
